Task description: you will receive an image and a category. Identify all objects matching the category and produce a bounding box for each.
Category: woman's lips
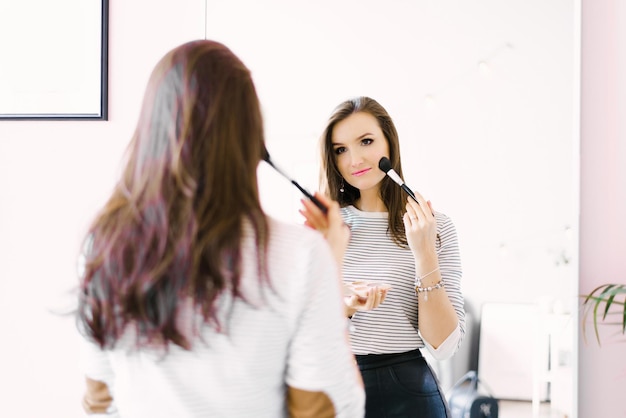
[352,168,371,177]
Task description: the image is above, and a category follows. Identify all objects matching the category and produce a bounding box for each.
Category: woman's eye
[334,147,346,155]
[361,138,373,145]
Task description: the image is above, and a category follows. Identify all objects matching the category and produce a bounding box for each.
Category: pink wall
[0,1,204,416]
[1,0,623,416]
[579,0,626,416]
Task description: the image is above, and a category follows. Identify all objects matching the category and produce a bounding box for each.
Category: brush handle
[401,184,435,216]
[263,152,328,214]
[401,184,418,203]
[292,181,328,214]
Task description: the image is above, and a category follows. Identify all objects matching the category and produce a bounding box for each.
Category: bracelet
[415,280,445,301]
[415,267,442,301]
[414,266,439,287]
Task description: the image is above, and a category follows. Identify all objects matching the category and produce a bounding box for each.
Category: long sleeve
[285,233,365,417]
[421,213,465,360]
[79,338,119,417]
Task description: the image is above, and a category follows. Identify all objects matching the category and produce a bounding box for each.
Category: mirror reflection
[206,1,578,416]
[0,0,108,119]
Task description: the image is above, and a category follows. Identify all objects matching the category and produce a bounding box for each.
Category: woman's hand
[299,192,350,264]
[403,191,438,268]
[344,286,389,317]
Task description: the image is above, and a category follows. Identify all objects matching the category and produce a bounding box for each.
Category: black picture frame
[0,0,109,121]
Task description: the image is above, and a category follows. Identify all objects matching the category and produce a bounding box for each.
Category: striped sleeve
[422,212,466,360]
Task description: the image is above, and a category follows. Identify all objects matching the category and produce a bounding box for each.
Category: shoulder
[339,205,354,217]
[434,210,460,242]
[262,217,339,299]
[265,216,328,250]
[434,210,456,229]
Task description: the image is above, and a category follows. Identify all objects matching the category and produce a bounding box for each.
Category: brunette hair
[319,96,408,246]
[77,40,269,349]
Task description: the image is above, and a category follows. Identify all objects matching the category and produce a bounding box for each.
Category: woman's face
[331,111,390,193]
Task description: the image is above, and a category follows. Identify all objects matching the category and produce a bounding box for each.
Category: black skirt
[355,349,451,418]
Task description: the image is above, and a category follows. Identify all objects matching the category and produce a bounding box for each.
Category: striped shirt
[341,205,465,358]
[79,217,365,418]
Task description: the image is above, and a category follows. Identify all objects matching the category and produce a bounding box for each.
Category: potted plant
[581,284,626,345]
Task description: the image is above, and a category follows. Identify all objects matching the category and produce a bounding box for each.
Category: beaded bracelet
[415,267,443,301]
[415,280,445,301]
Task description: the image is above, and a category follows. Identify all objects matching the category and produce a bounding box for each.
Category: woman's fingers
[404,192,439,258]
[408,190,435,219]
[300,198,328,230]
[300,192,350,264]
[346,286,388,311]
[406,191,430,218]
[363,287,388,309]
[311,192,335,209]
[405,192,436,227]
[299,192,342,231]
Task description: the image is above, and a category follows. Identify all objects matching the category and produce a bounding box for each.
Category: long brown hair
[77,40,269,349]
[319,96,408,246]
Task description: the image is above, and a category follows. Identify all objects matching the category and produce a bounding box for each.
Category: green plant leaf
[580,283,626,346]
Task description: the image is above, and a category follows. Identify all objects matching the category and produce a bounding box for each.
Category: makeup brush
[263,148,328,214]
[378,157,418,202]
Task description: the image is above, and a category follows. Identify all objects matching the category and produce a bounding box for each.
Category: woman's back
[80,217,364,417]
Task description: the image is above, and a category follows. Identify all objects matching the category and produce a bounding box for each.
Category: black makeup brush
[263,148,328,214]
[378,157,418,203]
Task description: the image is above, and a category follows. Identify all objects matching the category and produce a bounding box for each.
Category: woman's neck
[355,189,387,212]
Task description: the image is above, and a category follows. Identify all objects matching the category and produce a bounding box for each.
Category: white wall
[0,0,586,417]
[211,0,578,312]
[212,0,579,403]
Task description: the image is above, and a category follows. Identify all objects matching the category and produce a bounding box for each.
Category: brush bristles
[378,157,392,173]
[262,147,270,163]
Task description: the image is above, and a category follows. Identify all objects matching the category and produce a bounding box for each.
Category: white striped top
[341,206,465,357]
[79,217,365,418]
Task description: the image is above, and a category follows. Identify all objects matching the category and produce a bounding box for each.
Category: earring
[339,178,345,193]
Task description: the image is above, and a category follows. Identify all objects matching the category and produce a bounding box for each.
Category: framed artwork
[0,0,108,120]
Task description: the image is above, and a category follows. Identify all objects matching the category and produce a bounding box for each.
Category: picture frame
[0,0,109,120]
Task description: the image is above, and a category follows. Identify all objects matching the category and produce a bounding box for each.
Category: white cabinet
[478,303,550,401]
[477,302,574,417]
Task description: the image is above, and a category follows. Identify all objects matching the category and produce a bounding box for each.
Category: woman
[76,40,364,418]
[302,96,465,417]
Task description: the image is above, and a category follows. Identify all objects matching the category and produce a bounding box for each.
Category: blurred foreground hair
[77,40,269,350]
